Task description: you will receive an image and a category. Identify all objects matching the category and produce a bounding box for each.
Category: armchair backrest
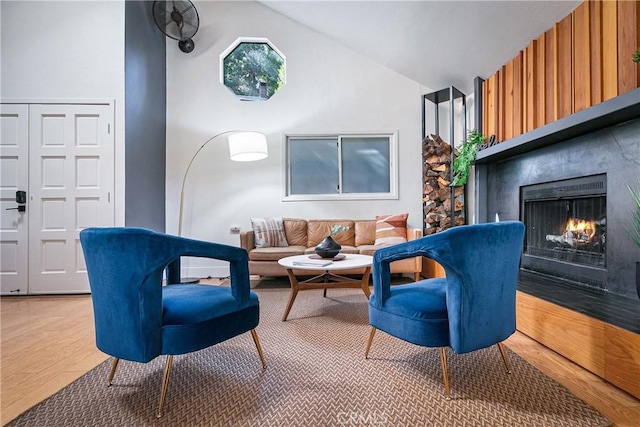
[436,222,525,353]
[80,228,174,362]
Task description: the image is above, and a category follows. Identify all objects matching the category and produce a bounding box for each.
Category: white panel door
[0,105,29,295]
[28,104,114,294]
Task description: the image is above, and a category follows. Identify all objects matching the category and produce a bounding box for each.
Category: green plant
[627,183,640,248]
[330,224,349,236]
[633,48,640,64]
[451,130,485,187]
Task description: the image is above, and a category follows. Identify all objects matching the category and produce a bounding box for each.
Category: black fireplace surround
[475,88,640,332]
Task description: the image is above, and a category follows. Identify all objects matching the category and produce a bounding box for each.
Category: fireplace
[471,89,640,400]
[521,174,607,290]
[479,118,638,302]
[473,89,640,332]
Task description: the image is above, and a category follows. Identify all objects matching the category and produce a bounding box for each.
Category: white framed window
[220,37,285,101]
[283,132,398,201]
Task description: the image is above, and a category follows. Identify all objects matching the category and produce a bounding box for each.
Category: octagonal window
[221,37,285,101]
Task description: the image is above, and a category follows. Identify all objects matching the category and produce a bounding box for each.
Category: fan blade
[179,3,195,15]
[183,21,197,31]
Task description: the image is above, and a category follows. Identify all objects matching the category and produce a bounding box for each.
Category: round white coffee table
[278,254,373,321]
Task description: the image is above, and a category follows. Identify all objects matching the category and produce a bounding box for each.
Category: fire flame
[565,217,596,240]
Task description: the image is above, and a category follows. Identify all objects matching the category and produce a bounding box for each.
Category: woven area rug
[8,288,610,426]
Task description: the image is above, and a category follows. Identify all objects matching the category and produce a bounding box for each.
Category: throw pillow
[374,213,408,246]
[251,217,289,248]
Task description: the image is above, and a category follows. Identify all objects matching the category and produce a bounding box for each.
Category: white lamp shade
[228,132,268,162]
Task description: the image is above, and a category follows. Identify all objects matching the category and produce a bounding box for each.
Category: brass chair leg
[156,355,174,418]
[497,342,512,374]
[439,347,451,399]
[365,327,376,359]
[107,357,119,386]
[250,329,267,369]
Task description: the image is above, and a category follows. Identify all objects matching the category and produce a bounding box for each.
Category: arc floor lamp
[177,130,268,237]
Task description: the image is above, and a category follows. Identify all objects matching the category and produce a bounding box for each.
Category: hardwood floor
[1,295,106,425]
[504,332,640,425]
[2,293,639,426]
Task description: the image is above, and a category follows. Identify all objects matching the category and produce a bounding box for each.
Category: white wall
[1,1,126,225]
[166,1,432,277]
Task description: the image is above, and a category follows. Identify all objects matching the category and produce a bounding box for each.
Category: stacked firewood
[422,134,465,235]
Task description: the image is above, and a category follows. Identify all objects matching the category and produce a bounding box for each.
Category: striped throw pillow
[374,213,408,246]
[251,217,289,248]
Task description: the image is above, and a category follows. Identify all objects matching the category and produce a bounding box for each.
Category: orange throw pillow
[375,213,408,246]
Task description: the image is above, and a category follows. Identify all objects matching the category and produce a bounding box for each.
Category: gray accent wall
[125,1,166,231]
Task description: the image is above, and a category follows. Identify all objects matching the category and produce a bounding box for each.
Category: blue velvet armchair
[79,227,266,417]
[365,221,525,397]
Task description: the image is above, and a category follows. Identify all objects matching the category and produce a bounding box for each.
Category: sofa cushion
[337,245,359,254]
[249,246,306,261]
[251,217,288,248]
[283,218,308,246]
[307,220,355,247]
[375,213,408,246]
[355,220,376,246]
[357,244,378,256]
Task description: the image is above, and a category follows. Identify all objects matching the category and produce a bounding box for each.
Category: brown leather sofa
[240,218,422,280]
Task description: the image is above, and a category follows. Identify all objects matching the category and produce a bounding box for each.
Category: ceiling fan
[152,0,200,53]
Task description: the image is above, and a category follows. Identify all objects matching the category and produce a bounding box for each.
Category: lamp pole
[178,130,238,237]
[177,130,268,236]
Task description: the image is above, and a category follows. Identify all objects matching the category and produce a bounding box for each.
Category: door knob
[6,205,26,212]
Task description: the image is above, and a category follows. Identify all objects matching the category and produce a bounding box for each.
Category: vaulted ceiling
[259,1,581,94]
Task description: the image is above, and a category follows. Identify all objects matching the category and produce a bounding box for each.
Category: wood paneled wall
[483,0,640,143]
[517,292,640,399]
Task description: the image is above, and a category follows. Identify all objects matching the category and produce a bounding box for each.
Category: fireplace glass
[520,174,607,288]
